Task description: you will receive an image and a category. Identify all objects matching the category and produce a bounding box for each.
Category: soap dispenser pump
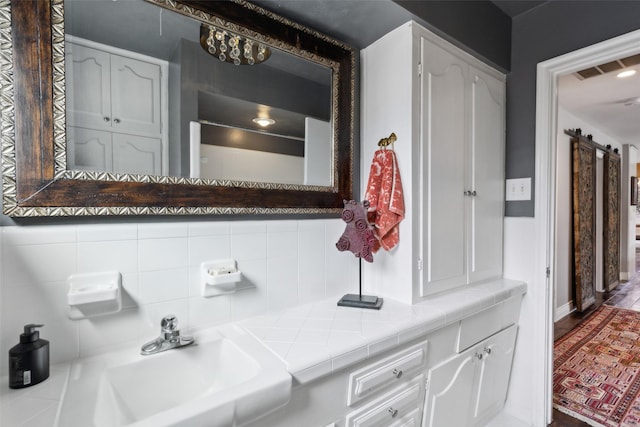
[9,324,50,389]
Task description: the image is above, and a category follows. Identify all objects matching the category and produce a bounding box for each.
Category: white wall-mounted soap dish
[67,271,122,320]
[201,259,242,297]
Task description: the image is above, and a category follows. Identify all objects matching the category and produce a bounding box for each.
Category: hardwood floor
[549,252,640,426]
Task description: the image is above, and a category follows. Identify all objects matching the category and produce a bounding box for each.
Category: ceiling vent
[574,54,640,80]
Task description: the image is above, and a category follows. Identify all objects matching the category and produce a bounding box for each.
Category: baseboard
[621,272,634,281]
[555,301,574,322]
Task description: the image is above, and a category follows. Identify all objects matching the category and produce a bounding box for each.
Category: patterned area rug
[554,305,640,426]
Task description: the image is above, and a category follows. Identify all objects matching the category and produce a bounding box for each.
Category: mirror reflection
[64,0,333,186]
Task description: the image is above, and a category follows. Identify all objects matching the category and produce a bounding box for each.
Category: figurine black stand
[337,258,383,310]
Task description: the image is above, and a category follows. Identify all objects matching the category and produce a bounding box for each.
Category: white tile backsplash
[231,221,267,235]
[232,231,267,261]
[188,221,230,236]
[77,224,137,242]
[139,237,188,271]
[77,240,138,273]
[138,268,189,304]
[189,234,231,266]
[267,228,298,260]
[267,256,299,311]
[138,222,188,239]
[3,225,76,246]
[4,243,77,285]
[0,219,355,375]
[188,294,232,330]
[229,259,268,320]
[298,222,326,304]
[78,308,141,357]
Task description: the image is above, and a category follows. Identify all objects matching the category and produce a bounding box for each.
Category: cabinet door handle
[484,347,492,355]
[388,407,398,418]
[113,118,121,124]
[392,368,403,378]
[475,352,483,360]
[103,116,110,122]
[470,190,477,197]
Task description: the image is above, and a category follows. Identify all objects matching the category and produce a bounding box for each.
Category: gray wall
[506,1,640,217]
[393,0,511,72]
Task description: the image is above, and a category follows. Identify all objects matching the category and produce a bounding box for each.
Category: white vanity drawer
[347,340,428,406]
[457,295,521,352]
[345,375,424,427]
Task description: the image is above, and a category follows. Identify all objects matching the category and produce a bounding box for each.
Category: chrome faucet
[140,315,195,355]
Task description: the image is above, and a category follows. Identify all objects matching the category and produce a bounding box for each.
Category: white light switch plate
[505,177,531,201]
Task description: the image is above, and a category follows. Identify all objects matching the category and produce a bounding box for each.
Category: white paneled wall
[0,219,357,375]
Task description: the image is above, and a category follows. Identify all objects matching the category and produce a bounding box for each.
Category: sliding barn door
[603,150,620,291]
[572,138,596,312]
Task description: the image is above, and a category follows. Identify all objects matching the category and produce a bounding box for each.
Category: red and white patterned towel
[364,149,405,252]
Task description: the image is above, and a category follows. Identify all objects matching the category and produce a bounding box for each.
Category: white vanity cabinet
[240,281,525,427]
[361,21,505,302]
[423,325,517,427]
[241,339,429,427]
[65,37,167,175]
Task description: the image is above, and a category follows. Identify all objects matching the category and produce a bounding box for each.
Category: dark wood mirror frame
[2,0,355,217]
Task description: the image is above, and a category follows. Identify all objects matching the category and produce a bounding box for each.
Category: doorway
[535,29,640,426]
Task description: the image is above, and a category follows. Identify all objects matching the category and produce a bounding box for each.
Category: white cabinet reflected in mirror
[64,0,333,187]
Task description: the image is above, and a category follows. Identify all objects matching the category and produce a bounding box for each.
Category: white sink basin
[56,324,291,427]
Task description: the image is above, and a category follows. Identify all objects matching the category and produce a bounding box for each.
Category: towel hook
[378,132,397,150]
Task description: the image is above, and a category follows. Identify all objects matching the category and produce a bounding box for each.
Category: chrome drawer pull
[388,407,398,418]
[475,352,483,360]
[392,368,403,378]
[484,347,492,355]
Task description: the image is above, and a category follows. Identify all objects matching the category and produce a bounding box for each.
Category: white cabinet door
[110,54,161,136]
[65,43,111,129]
[420,38,505,297]
[467,66,505,284]
[424,325,517,427]
[113,133,162,175]
[472,325,517,426]
[423,350,476,427]
[67,126,113,172]
[420,38,469,295]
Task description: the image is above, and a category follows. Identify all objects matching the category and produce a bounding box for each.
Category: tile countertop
[0,278,526,427]
[239,278,527,384]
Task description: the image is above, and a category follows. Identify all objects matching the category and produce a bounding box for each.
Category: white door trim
[535,28,640,426]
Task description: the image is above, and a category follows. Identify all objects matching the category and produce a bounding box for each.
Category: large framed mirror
[1,0,355,216]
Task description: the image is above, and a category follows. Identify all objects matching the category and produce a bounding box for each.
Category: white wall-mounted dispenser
[67,271,122,320]
[201,259,242,297]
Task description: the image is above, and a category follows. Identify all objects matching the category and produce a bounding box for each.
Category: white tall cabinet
[65,36,168,175]
[361,21,505,303]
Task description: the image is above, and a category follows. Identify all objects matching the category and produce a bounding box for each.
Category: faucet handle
[161,315,178,333]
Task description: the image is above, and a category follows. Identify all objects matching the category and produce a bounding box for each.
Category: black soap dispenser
[9,324,50,389]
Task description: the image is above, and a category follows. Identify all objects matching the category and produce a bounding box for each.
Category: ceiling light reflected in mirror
[252,117,276,127]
